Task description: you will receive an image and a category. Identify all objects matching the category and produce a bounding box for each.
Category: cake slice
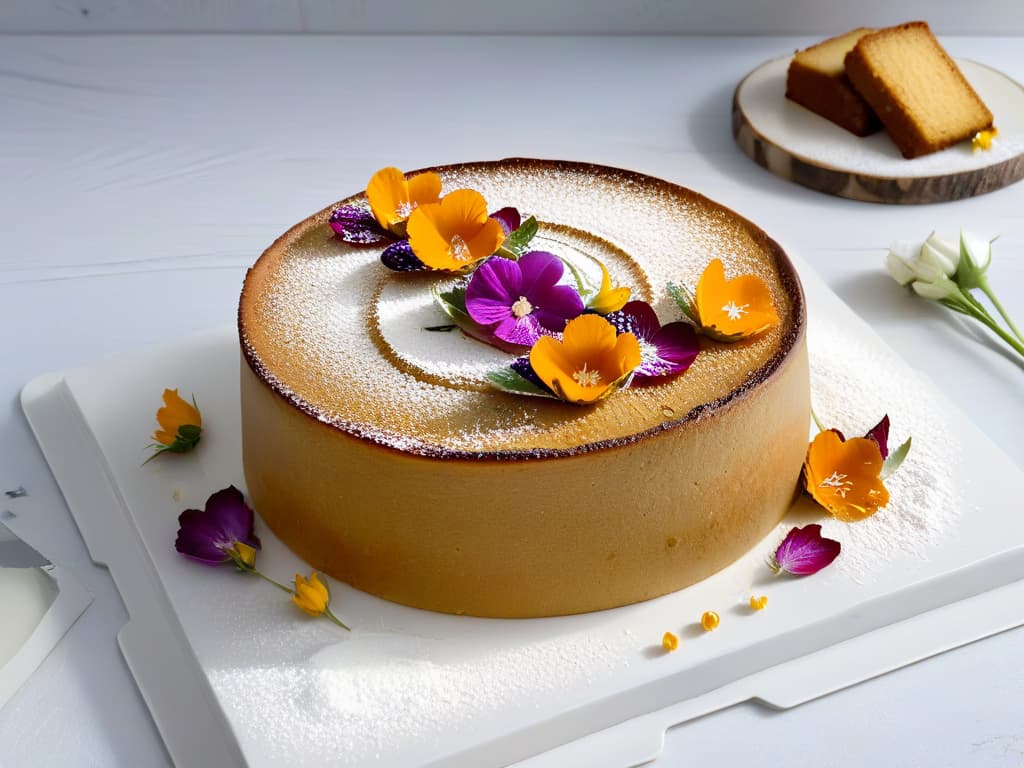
[786,28,882,137]
[844,21,994,158]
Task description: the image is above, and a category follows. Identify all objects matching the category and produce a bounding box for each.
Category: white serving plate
[21,255,1024,767]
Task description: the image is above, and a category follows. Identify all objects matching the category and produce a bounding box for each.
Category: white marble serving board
[21,255,1024,768]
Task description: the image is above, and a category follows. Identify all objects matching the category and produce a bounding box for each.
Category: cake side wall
[239,336,810,618]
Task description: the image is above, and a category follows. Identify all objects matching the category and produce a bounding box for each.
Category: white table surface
[0,33,1022,767]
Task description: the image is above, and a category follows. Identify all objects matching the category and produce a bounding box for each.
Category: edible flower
[662,631,679,652]
[529,314,641,404]
[587,260,631,314]
[174,486,261,566]
[972,126,998,152]
[146,388,202,463]
[366,166,442,236]
[669,259,779,342]
[465,251,584,346]
[749,595,768,611]
[292,572,350,629]
[407,189,507,272]
[174,487,351,632]
[329,205,390,245]
[768,524,841,576]
[700,611,720,631]
[605,300,699,382]
[886,230,1023,360]
[803,430,889,522]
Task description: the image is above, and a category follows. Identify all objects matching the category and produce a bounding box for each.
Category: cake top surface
[239,159,804,458]
[849,22,993,138]
[793,27,875,76]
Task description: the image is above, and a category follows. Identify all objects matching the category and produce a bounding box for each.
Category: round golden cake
[239,159,809,618]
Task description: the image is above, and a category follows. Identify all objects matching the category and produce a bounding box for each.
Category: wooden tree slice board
[733,57,1024,204]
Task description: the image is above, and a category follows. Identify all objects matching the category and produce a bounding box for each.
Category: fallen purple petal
[329,205,389,244]
[771,524,840,576]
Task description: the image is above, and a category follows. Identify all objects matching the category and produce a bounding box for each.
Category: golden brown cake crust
[786,28,882,137]
[845,21,994,158]
[238,159,810,617]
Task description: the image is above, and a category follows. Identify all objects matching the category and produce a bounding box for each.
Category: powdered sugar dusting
[241,160,799,454]
[807,313,961,582]
[208,624,635,767]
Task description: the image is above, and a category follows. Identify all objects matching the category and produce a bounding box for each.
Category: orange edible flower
[587,260,631,314]
[406,189,506,271]
[530,314,641,404]
[694,259,779,341]
[804,430,889,522]
[662,631,679,652]
[749,595,768,611]
[700,611,720,631]
[153,388,201,446]
[366,166,442,234]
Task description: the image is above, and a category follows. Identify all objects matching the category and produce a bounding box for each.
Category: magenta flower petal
[771,524,840,576]
[606,301,699,381]
[489,206,522,235]
[465,251,583,346]
[175,486,261,566]
[329,205,389,244]
[864,414,891,459]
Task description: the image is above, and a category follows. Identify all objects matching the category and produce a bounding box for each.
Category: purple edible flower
[489,206,522,236]
[465,251,584,346]
[865,414,891,459]
[329,205,389,245]
[769,524,841,576]
[605,300,699,382]
[380,239,427,272]
[175,486,261,566]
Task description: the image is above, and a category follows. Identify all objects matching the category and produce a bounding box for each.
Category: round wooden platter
[733,56,1024,204]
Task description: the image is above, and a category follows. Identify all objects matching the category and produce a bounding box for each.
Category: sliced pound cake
[844,21,993,158]
[786,28,882,136]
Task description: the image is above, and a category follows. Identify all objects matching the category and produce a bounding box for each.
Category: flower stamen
[511,295,534,318]
[449,234,471,262]
[819,470,854,499]
[572,364,602,387]
[722,300,749,320]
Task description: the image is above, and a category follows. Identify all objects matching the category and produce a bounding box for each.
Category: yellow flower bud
[662,632,679,652]
[749,595,768,611]
[700,611,720,631]
[292,571,330,617]
[232,542,257,568]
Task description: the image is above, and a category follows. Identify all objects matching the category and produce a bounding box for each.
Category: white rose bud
[912,278,959,301]
[886,240,923,285]
[919,232,959,276]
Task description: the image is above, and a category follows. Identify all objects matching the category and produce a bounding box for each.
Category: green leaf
[667,282,700,325]
[486,368,557,399]
[504,216,539,256]
[880,436,912,480]
[560,252,597,300]
[432,283,470,322]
